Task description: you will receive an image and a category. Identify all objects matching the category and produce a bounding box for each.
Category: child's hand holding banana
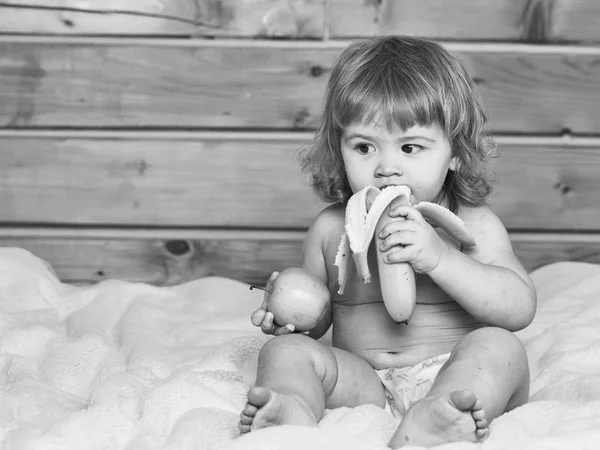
[336,185,475,324]
[378,201,451,274]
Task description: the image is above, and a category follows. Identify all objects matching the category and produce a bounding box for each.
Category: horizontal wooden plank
[488,141,600,230]
[511,234,600,277]
[0,40,330,129]
[1,133,600,230]
[0,134,325,228]
[0,0,325,38]
[2,1,598,43]
[0,233,305,286]
[329,0,600,43]
[1,230,598,285]
[330,0,529,41]
[0,225,308,241]
[2,39,600,133]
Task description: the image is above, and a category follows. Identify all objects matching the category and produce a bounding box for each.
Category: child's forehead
[343,119,444,139]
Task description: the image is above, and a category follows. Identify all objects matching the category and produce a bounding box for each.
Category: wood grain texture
[0,40,330,129]
[329,0,529,41]
[3,0,598,42]
[489,142,600,230]
[510,233,600,273]
[1,231,598,285]
[2,3,599,291]
[528,0,600,42]
[0,0,326,37]
[2,40,600,133]
[0,134,325,228]
[0,234,305,286]
[1,133,599,230]
[328,0,600,43]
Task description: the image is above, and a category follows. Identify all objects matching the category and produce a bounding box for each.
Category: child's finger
[274,324,295,336]
[259,271,280,309]
[251,307,266,326]
[379,220,416,240]
[266,271,279,288]
[384,247,410,264]
[380,230,415,251]
[389,205,424,222]
[261,311,275,334]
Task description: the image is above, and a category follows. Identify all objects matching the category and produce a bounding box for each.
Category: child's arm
[250,208,335,338]
[381,205,536,331]
[301,208,336,340]
[430,207,536,331]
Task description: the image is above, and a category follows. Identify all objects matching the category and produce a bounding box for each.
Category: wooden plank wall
[1,0,600,286]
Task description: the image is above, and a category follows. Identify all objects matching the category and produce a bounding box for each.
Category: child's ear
[449,156,458,171]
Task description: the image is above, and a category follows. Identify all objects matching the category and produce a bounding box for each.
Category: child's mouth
[379,184,418,205]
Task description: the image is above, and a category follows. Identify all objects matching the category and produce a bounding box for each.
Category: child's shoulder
[458,204,502,226]
[307,203,346,246]
[313,203,346,225]
[457,204,509,241]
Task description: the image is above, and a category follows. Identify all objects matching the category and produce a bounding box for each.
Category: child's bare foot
[238,386,318,434]
[388,389,489,448]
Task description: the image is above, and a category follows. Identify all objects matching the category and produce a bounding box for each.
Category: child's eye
[355,143,374,155]
[401,144,424,154]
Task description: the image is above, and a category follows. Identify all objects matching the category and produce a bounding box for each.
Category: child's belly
[331,300,482,369]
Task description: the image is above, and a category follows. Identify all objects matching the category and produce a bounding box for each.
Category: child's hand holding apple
[250,268,331,335]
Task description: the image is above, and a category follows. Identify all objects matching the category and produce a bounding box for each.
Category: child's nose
[375,154,402,178]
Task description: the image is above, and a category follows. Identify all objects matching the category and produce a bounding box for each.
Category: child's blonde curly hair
[299,36,497,213]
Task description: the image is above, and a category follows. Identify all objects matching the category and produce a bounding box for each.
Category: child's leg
[389,327,529,448]
[239,333,385,433]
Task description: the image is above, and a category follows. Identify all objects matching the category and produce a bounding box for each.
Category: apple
[266,267,331,332]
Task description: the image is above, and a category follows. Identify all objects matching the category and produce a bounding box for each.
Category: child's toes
[472,409,485,421]
[475,417,488,428]
[476,428,489,440]
[240,413,253,425]
[243,404,258,417]
[471,408,488,429]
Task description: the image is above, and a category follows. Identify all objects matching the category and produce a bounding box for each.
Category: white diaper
[376,353,451,418]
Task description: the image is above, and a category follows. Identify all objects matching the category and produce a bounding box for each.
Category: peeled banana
[335,185,475,324]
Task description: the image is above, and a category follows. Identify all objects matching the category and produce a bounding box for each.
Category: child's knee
[258,335,338,384]
[260,334,309,356]
[454,327,528,371]
[258,334,328,364]
[469,327,524,352]
[487,328,526,357]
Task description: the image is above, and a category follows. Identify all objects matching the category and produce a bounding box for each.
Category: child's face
[340,120,457,204]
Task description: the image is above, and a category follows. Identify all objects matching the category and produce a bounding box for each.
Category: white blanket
[1,248,600,449]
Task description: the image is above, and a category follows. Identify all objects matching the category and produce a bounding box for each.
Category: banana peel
[334,185,475,324]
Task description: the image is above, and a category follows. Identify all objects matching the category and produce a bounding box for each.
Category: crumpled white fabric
[0,248,599,450]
